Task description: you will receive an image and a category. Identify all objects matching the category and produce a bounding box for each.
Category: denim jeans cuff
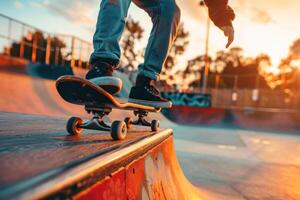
[138,68,159,81]
[90,52,120,65]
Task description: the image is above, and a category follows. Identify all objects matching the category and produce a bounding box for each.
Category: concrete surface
[1,68,300,199]
[0,112,203,200]
[0,112,155,188]
[173,125,300,200]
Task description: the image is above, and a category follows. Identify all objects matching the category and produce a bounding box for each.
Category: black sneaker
[86,61,122,94]
[128,85,172,108]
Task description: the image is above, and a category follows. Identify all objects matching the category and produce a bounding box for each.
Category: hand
[221,26,234,48]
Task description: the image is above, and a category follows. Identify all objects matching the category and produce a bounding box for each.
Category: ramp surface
[0,69,200,199]
[0,112,154,188]
[0,112,205,199]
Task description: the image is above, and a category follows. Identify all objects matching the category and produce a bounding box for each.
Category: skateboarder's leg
[86,0,131,93]
[89,0,131,65]
[133,0,181,81]
[128,0,180,108]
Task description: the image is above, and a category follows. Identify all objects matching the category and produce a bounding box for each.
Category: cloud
[14,1,24,9]
[29,1,44,8]
[37,0,98,27]
[176,0,273,25]
[250,7,273,25]
[176,0,207,21]
[229,0,274,25]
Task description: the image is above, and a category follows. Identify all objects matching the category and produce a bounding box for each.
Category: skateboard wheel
[111,121,127,140]
[124,117,133,129]
[151,120,160,131]
[66,117,83,135]
[155,108,162,112]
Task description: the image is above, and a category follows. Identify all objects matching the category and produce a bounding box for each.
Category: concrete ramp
[71,131,202,200]
[0,67,200,199]
[74,132,201,200]
[0,112,203,200]
[0,71,87,117]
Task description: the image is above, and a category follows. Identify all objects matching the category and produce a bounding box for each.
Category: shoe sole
[89,77,122,94]
[128,98,172,108]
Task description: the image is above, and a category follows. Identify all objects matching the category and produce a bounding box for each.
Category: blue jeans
[90,0,181,80]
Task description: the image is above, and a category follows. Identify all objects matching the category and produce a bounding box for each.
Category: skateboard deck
[56,75,162,140]
[56,75,160,112]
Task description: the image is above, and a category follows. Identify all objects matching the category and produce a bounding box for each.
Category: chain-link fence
[0,13,92,68]
[207,74,300,109]
[209,88,300,110]
[211,74,265,90]
[163,73,300,110]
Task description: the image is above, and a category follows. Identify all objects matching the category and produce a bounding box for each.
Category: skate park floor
[173,124,300,199]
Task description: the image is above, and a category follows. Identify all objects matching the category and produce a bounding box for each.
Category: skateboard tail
[56,76,113,107]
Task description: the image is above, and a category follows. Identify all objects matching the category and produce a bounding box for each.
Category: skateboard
[56,75,162,140]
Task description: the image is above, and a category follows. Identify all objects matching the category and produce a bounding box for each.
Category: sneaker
[128,84,172,108]
[86,61,122,94]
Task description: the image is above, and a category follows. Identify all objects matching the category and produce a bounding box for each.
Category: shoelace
[92,62,114,74]
[94,66,101,73]
[145,85,160,96]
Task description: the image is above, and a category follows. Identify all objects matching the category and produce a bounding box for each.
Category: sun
[265,65,280,75]
[237,23,290,68]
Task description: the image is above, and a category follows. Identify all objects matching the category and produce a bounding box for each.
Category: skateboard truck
[66,106,160,141]
[78,112,111,132]
[78,106,111,130]
[125,110,160,132]
[132,110,151,126]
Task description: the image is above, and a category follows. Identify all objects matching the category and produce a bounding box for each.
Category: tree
[179,47,271,90]
[219,49,270,89]
[276,38,300,90]
[182,55,209,88]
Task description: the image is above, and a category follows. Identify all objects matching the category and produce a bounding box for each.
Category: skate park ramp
[0,113,205,199]
[1,58,300,199]
[0,61,202,199]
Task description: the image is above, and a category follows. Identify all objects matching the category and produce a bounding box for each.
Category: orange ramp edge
[75,134,201,200]
[15,129,207,200]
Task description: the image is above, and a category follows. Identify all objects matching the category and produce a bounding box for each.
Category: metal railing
[0,13,92,68]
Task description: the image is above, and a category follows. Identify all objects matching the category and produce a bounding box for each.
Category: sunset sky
[0,0,300,69]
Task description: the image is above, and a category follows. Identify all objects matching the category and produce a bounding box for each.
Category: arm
[204,0,235,48]
[204,0,235,28]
